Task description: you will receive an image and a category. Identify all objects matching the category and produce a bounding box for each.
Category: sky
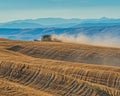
[0,0,120,22]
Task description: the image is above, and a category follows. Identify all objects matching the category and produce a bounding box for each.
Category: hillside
[0,17,120,28]
[0,38,120,96]
[0,25,120,40]
[8,41,120,66]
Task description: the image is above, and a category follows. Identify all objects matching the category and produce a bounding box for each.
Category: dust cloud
[56,33,120,48]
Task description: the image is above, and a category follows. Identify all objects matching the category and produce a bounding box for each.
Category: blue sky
[0,0,120,22]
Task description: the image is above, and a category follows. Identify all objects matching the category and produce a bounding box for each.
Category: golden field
[0,38,120,96]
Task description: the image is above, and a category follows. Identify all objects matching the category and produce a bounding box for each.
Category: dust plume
[56,33,120,47]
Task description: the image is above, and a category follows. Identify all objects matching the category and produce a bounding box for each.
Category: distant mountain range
[0,17,120,40]
[0,17,120,28]
[0,26,120,40]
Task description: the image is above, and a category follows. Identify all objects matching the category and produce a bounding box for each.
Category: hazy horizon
[0,0,120,22]
[0,17,120,23]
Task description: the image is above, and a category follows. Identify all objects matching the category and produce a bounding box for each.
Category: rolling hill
[0,17,120,28]
[0,25,120,40]
[0,38,120,96]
